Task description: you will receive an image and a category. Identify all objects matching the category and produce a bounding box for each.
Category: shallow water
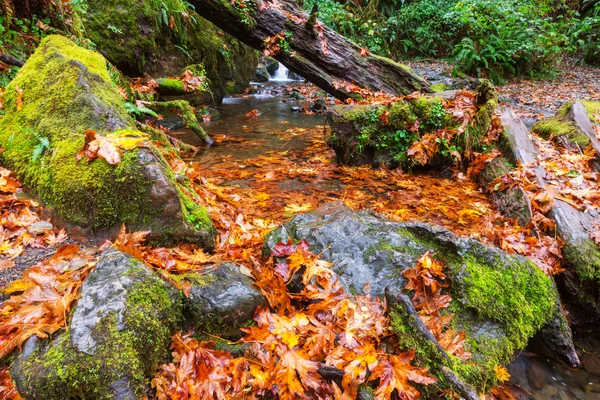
[174,83,323,162]
[182,81,600,399]
[507,328,600,400]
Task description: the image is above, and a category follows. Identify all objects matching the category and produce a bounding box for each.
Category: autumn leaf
[369,352,436,400]
[283,203,313,214]
[15,86,24,111]
[245,109,261,118]
[494,365,511,382]
[360,48,370,57]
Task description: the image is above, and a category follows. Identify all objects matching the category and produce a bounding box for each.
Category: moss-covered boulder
[0,35,216,248]
[264,202,577,394]
[533,100,600,153]
[326,81,497,168]
[81,0,259,103]
[11,249,182,399]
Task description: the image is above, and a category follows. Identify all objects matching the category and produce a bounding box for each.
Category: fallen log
[0,52,24,67]
[189,0,430,100]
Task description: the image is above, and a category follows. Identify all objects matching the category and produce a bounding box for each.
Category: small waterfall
[270,62,293,81]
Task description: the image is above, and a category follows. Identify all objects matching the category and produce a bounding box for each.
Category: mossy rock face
[325,83,496,169]
[532,100,600,151]
[0,35,216,248]
[264,202,571,393]
[12,249,182,400]
[82,0,259,103]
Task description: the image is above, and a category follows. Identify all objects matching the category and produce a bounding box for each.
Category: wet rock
[82,1,259,102]
[291,106,299,112]
[254,64,270,82]
[150,110,186,131]
[288,71,303,81]
[289,89,305,100]
[264,57,279,75]
[264,202,574,392]
[12,249,182,400]
[185,263,267,340]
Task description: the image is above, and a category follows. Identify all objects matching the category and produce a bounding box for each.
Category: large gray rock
[264,202,578,391]
[12,249,182,400]
[185,262,267,339]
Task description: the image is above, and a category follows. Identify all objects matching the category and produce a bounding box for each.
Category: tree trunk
[189,0,431,100]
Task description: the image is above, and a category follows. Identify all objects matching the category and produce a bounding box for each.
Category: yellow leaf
[493,365,511,382]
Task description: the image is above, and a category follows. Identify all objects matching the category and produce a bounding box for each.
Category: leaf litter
[0,82,589,398]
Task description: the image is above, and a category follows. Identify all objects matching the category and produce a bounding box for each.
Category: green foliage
[311,0,598,81]
[569,2,600,65]
[304,0,393,56]
[450,1,570,82]
[0,16,54,87]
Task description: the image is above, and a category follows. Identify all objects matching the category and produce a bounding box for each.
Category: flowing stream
[176,81,600,400]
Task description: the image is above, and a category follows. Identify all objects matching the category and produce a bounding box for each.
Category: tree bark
[189,0,431,100]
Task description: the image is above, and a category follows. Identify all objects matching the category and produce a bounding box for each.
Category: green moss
[0,36,153,228]
[562,239,600,281]
[582,100,600,123]
[18,273,180,400]
[390,239,557,393]
[0,35,216,246]
[532,102,591,149]
[156,78,185,94]
[328,96,455,167]
[430,83,449,92]
[458,98,497,153]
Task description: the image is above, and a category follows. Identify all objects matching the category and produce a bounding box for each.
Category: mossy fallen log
[533,101,600,153]
[326,81,497,168]
[146,100,214,145]
[0,35,216,248]
[500,108,600,319]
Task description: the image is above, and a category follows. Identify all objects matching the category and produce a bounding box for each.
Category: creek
[175,78,600,400]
